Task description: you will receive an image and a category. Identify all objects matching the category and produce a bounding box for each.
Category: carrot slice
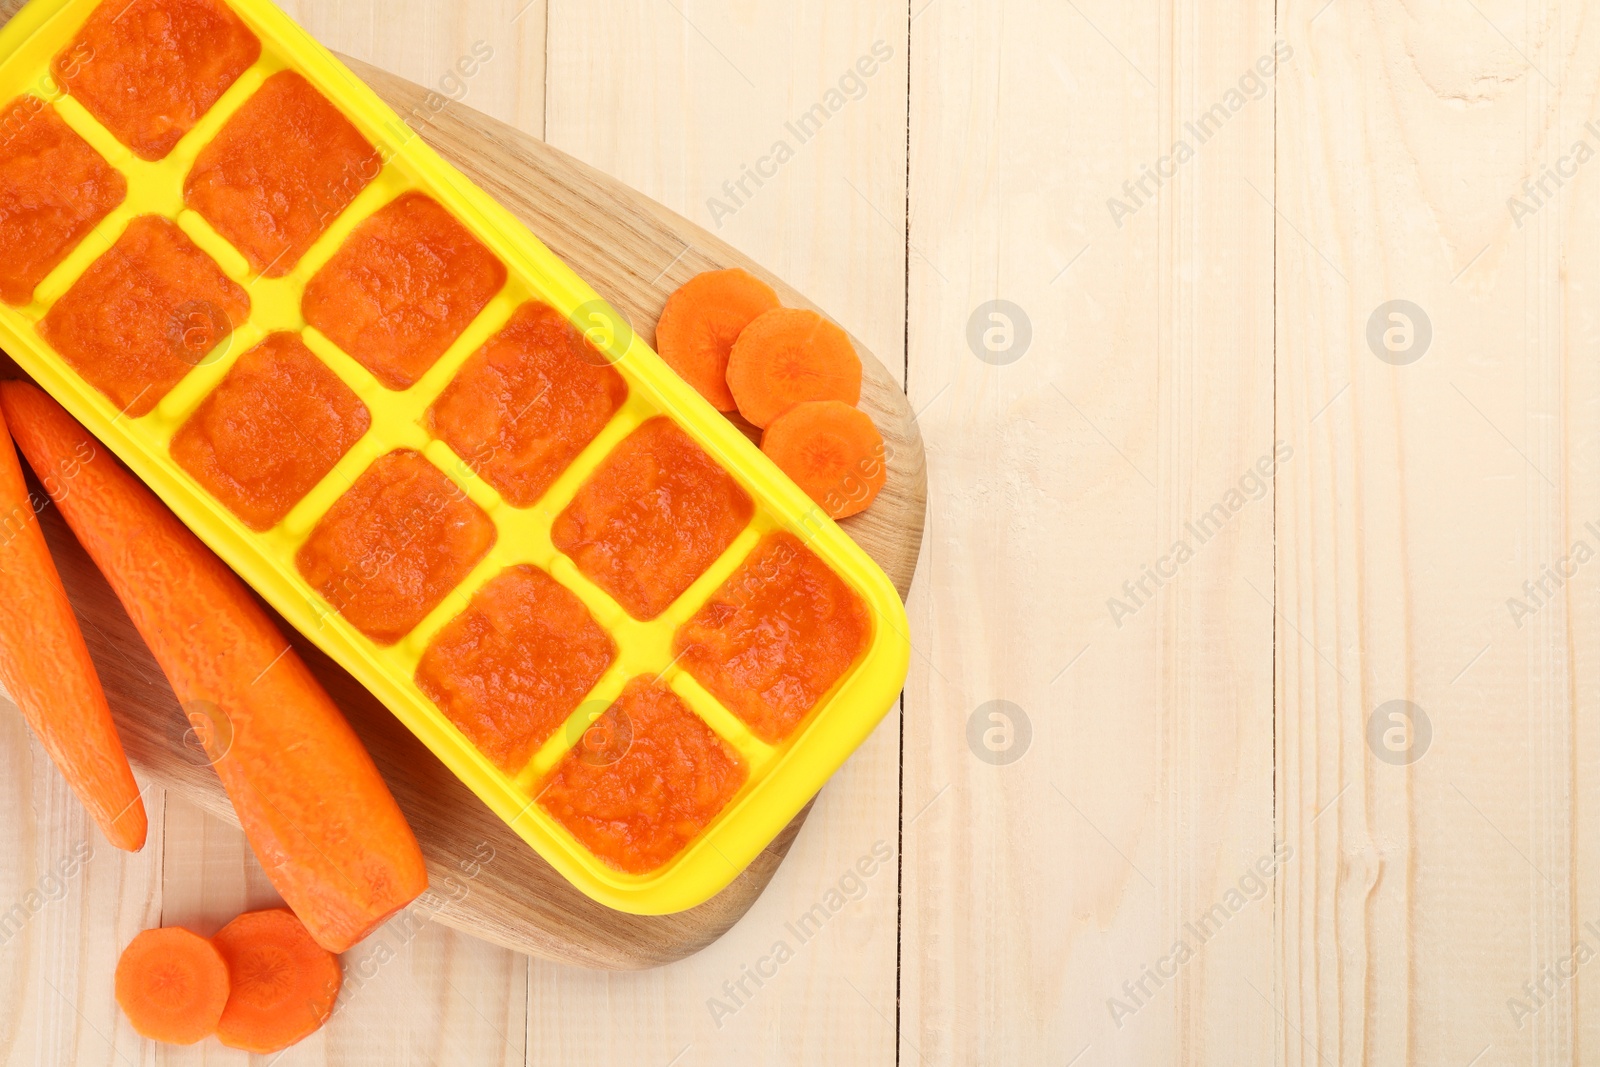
[725,307,862,427]
[213,908,342,1054]
[114,927,230,1046]
[655,268,779,410]
[0,382,428,953]
[760,400,886,519]
[0,402,145,849]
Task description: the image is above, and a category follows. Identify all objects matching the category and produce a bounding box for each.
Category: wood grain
[899,2,1276,1064]
[1273,5,1600,1065]
[0,0,926,972]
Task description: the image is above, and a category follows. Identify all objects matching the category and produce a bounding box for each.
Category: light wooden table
[2,1,1593,1064]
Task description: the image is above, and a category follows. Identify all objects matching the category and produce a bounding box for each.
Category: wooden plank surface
[899,1,1276,1063]
[1273,4,1600,1065]
[5,0,1599,1065]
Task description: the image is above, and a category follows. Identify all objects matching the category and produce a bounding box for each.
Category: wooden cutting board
[0,3,926,970]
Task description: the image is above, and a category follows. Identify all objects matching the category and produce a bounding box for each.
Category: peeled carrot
[114,927,230,1046]
[213,908,342,1054]
[0,401,145,850]
[761,400,886,519]
[655,268,779,411]
[0,382,427,953]
[725,307,862,427]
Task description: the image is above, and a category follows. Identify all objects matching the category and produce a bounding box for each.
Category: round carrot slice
[655,268,779,410]
[726,308,862,427]
[114,927,230,1046]
[212,909,342,1054]
[761,400,886,519]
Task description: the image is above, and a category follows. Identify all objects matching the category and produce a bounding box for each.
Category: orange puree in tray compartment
[302,192,506,390]
[416,564,616,774]
[552,416,753,621]
[170,333,371,530]
[185,71,381,277]
[39,215,249,417]
[675,532,871,744]
[0,97,125,306]
[426,301,627,508]
[538,678,747,875]
[55,0,260,161]
[295,449,495,644]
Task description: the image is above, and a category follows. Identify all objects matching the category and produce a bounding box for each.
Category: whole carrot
[0,381,427,952]
[0,400,145,850]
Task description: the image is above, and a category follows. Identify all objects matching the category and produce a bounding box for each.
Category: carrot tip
[0,386,147,854]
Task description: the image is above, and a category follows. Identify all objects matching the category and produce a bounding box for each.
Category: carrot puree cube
[39,215,250,417]
[674,532,870,744]
[185,71,381,277]
[416,564,616,774]
[302,192,505,390]
[539,678,746,874]
[552,417,752,621]
[426,301,627,507]
[170,333,370,530]
[56,0,260,161]
[0,97,125,305]
[295,449,495,644]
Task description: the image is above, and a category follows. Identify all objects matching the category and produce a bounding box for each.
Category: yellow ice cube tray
[0,0,910,914]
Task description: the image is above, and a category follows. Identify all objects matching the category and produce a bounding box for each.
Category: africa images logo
[1104,442,1292,628]
[1105,39,1293,228]
[704,40,895,228]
